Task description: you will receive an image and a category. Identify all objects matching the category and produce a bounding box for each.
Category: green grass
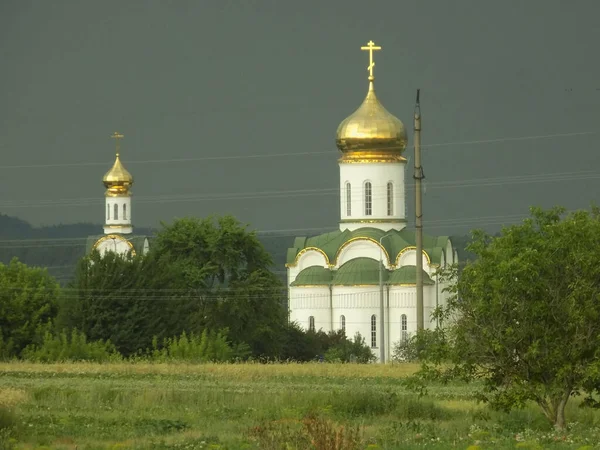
[0,362,599,449]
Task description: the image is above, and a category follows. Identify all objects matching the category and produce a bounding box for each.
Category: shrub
[149,329,242,363]
[21,329,121,363]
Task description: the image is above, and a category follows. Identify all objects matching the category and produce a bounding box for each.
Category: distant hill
[0,213,476,285]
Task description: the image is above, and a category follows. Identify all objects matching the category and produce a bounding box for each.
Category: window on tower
[371,314,377,348]
[365,182,372,216]
[309,316,315,332]
[107,204,110,220]
[345,182,351,216]
[123,204,127,220]
[114,204,119,220]
[387,182,394,216]
[401,314,408,342]
[340,315,346,333]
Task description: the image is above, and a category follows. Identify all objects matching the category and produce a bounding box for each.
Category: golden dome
[103,153,133,195]
[336,81,407,162]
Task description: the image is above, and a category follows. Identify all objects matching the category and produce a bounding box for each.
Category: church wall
[335,241,392,269]
[339,162,406,228]
[289,287,331,333]
[332,286,382,357]
[104,195,132,234]
[287,250,329,286]
[396,250,434,276]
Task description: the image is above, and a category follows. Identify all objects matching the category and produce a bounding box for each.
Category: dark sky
[1,0,599,237]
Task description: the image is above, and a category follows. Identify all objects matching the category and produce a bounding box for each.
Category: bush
[21,329,121,363]
[325,332,376,364]
[148,329,245,363]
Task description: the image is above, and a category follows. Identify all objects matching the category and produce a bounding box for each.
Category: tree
[414,206,600,429]
[0,258,60,357]
[65,250,186,356]
[151,215,288,358]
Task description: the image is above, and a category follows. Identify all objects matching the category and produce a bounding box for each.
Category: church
[87,132,150,258]
[286,41,457,362]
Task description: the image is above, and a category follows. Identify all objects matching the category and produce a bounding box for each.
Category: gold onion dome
[103,153,133,194]
[336,41,407,162]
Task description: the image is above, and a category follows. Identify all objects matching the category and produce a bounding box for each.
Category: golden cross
[361,40,382,81]
[111,131,124,156]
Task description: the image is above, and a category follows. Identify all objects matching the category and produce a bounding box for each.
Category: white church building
[87,132,150,257]
[286,41,457,362]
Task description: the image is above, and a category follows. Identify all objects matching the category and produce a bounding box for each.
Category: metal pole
[379,249,385,363]
[414,89,425,331]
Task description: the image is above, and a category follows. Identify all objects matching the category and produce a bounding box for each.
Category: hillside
[0,213,475,285]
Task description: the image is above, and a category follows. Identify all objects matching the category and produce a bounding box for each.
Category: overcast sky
[1,0,599,237]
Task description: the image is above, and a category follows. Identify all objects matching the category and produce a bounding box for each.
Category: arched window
[371,314,377,348]
[345,182,351,216]
[123,204,127,220]
[114,203,119,220]
[401,314,408,342]
[107,203,110,220]
[309,316,315,332]
[387,182,394,216]
[364,182,372,216]
[340,315,346,332]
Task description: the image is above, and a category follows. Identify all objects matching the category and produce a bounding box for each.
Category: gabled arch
[291,246,331,269]
[333,237,392,268]
[394,246,431,267]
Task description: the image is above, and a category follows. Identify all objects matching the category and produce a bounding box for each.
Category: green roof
[290,266,332,286]
[332,257,386,286]
[290,262,435,288]
[388,265,435,285]
[286,227,451,267]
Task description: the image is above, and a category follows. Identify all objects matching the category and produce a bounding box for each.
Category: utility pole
[379,255,385,363]
[414,89,425,331]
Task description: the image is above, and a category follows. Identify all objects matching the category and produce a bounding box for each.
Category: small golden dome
[103,153,133,195]
[336,82,407,162]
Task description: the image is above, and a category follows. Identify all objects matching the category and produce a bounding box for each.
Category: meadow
[0,362,599,450]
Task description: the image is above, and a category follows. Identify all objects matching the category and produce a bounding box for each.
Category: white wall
[335,240,392,269]
[104,195,132,234]
[339,161,406,231]
[289,287,331,333]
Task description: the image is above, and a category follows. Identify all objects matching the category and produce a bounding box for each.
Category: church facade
[286,41,457,362]
[87,132,150,257]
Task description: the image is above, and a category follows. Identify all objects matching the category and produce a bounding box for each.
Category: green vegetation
[413,206,600,430]
[1,361,600,449]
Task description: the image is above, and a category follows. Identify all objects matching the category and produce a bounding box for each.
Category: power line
[0,210,575,248]
[0,168,599,210]
[0,130,595,171]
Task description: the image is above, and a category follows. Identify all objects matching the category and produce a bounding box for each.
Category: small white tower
[102,132,133,235]
[335,41,408,232]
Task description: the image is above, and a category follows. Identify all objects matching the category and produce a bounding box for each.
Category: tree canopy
[0,258,60,356]
[415,206,600,429]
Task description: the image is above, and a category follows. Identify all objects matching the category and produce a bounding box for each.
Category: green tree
[151,215,288,358]
[0,258,60,357]
[414,206,600,429]
[66,250,181,356]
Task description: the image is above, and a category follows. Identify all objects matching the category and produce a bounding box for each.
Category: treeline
[0,215,375,363]
[0,213,476,285]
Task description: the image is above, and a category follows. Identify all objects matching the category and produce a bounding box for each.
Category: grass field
[0,362,599,449]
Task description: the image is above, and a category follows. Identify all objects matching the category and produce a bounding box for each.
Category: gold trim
[338,151,406,164]
[92,234,136,256]
[103,224,133,229]
[289,284,331,288]
[339,218,407,224]
[287,247,331,268]
[105,191,132,198]
[334,237,392,267]
[395,246,431,267]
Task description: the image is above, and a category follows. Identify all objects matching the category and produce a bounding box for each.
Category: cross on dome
[360,40,381,81]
